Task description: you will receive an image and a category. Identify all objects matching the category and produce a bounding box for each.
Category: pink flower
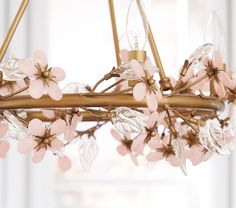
[19,50,65,100]
[64,114,82,141]
[0,123,10,158]
[186,145,213,166]
[0,80,27,96]
[131,111,166,156]
[111,129,138,166]
[17,118,66,163]
[131,59,162,111]
[190,51,231,98]
[146,135,180,167]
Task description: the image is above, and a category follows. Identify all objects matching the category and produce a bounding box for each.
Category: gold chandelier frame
[0,0,225,122]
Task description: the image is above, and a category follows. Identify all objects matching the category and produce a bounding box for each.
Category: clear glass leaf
[199,119,235,155]
[171,139,188,176]
[78,137,99,171]
[188,43,216,71]
[118,63,139,80]
[111,107,148,134]
[3,111,30,140]
[63,82,89,93]
[0,58,26,81]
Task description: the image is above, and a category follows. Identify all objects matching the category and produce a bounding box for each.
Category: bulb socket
[128,50,147,63]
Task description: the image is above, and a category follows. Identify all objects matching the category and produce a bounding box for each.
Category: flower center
[42,71,50,78]
[150,130,156,137]
[147,78,155,86]
[43,138,50,144]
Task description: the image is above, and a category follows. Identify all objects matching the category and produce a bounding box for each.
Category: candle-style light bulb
[126,0,149,51]
[205,11,224,54]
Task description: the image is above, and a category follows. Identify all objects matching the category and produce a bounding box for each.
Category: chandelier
[0,0,235,175]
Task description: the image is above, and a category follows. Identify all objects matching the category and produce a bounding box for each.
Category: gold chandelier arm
[108,0,121,66]
[0,94,224,111]
[0,0,29,62]
[136,0,172,91]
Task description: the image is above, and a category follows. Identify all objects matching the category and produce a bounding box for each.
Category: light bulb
[205,11,224,54]
[126,0,149,51]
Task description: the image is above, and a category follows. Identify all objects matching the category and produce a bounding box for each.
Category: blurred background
[0,0,235,208]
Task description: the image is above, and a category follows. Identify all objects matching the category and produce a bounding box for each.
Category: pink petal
[50,119,66,136]
[167,155,180,167]
[190,75,208,91]
[202,150,213,161]
[0,85,11,96]
[46,81,63,101]
[111,129,122,141]
[133,82,147,101]
[17,138,37,153]
[120,49,129,63]
[131,134,146,156]
[28,119,46,137]
[147,111,158,128]
[51,139,64,151]
[58,156,72,172]
[18,59,36,77]
[213,80,226,98]
[130,60,145,78]
[146,91,158,111]
[28,79,45,99]
[146,151,163,162]
[148,138,162,149]
[50,67,66,82]
[229,78,236,90]
[0,140,10,158]
[186,146,203,166]
[116,145,128,156]
[212,51,222,68]
[0,123,8,138]
[71,115,79,129]
[145,59,156,76]
[217,71,231,88]
[64,126,76,141]
[32,148,46,163]
[33,50,48,66]
[129,153,139,166]
[158,111,166,124]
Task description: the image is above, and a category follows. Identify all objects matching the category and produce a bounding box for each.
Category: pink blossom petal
[116,145,128,156]
[217,71,231,88]
[17,138,37,153]
[71,115,79,129]
[167,155,180,167]
[46,81,63,101]
[0,123,8,138]
[148,138,162,149]
[190,75,208,91]
[0,140,10,158]
[186,145,203,166]
[162,136,170,146]
[131,134,146,156]
[133,82,147,101]
[130,60,145,78]
[50,67,66,82]
[58,156,72,172]
[212,51,223,68]
[32,148,46,163]
[33,50,48,66]
[202,150,213,161]
[145,59,156,76]
[146,151,163,162]
[229,78,236,90]
[158,111,166,124]
[50,119,66,136]
[129,153,138,166]
[51,139,64,151]
[147,111,158,128]
[18,59,36,77]
[64,126,76,141]
[111,129,122,141]
[213,79,226,98]
[120,49,129,63]
[146,91,158,111]
[28,119,46,137]
[28,79,45,99]
[0,85,11,96]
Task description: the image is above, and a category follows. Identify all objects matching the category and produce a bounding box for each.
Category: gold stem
[136,0,171,90]
[101,79,124,93]
[108,0,121,66]
[0,0,29,62]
